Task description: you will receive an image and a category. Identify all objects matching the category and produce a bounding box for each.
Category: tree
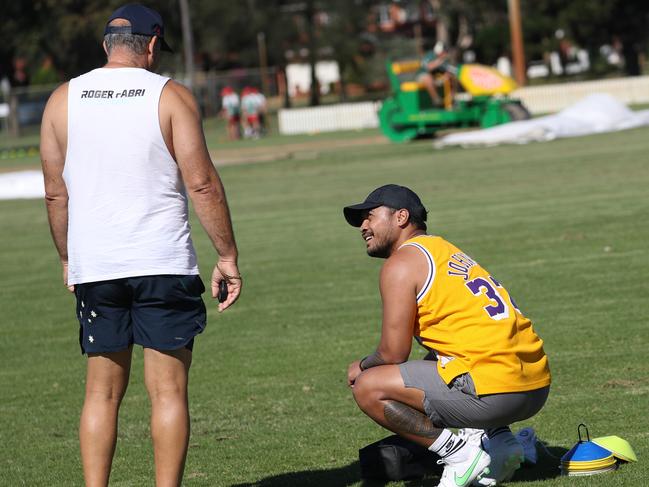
[525,0,649,76]
[0,0,185,82]
[320,0,371,101]
[1,0,646,89]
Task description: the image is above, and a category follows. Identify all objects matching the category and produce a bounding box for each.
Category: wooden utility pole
[306,0,320,106]
[508,0,526,86]
[179,0,195,88]
[257,32,270,96]
[8,92,20,137]
[414,22,423,57]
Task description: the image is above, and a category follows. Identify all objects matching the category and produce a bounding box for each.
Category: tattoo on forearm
[383,401,442,440]
[360,351,387,370]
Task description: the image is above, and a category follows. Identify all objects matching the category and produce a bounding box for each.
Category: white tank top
[64,68,198,285]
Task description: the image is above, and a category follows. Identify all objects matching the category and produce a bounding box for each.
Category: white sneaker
[474,430,524,486]
[436,444,491,487]
[458,428,487,447]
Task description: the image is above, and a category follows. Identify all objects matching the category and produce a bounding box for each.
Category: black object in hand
[217,280,228,303]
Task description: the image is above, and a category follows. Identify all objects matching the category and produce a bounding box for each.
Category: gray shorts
[399,360,549,429]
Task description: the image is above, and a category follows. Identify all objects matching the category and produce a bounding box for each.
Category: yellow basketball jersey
[401,235,551,395]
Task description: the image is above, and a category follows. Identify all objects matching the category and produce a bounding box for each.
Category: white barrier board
[278,75,649,135]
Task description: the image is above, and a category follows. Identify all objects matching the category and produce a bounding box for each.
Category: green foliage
[523,0,649,75]
[2,1,648,83]
[1,1,118,77]
[1,123,649,485]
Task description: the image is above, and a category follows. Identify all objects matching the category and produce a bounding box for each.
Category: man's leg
[352,364,440,447]
[143,347,192,487]
[80,347,133,487]
[418,73,442,105]
[352,364,491,487]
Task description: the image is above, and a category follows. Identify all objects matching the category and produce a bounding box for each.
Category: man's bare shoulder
[381,245,425,283]
[161,80,199,115]
[43,83,69,119]
[49,82,69,98]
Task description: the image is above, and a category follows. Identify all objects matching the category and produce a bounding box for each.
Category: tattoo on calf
[383,401,442,440]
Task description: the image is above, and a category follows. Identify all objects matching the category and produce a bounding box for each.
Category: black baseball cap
[105,4,172,52]
[343,184,427,227]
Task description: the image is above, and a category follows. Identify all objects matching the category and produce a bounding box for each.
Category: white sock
[429,429,467,459]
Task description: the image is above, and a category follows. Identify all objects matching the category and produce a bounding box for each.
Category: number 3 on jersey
[465,276,519,321]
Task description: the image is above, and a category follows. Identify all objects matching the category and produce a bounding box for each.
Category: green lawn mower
[378,60,531,142]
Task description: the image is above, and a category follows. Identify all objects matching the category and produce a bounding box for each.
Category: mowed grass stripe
[1,126,648,486]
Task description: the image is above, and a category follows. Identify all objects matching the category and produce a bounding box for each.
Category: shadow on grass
[230,461,361,487]
[513,443,568,483]
[229,443,568,487]
[228,461,440,487]
[361,471,443,487]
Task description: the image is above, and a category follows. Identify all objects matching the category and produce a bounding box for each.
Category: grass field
[1,124,648,486]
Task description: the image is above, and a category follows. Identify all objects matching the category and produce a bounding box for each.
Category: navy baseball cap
[105,4,172,52]
[343,184,427,227]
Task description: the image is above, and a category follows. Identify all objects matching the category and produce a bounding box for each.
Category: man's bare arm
[161,81,237,260]
[40,83,73,291]
[160,81,240,310]
[365,248,425,368]
[348,250,422,385]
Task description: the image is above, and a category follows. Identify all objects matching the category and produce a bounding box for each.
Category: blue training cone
[560,424,617,476]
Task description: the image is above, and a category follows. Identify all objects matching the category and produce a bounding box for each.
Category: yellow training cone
[592,436,637,462]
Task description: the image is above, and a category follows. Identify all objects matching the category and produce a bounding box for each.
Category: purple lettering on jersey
[448,261,469,273]
[489,275,522,313]
[447,252,477,280]
[466,276,509,320]
[451,252,476,267]
[489,276,501,287]
[447,270,469,280]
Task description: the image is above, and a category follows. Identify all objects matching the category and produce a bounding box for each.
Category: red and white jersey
[222,92,240,116]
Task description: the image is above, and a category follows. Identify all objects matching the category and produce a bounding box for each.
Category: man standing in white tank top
[40,4,241,486]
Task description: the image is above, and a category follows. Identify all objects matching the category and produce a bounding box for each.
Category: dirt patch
[601,378,643,389]
[210,135,388,166]
[0,134,389,174]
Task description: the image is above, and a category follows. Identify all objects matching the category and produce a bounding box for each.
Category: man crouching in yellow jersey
[344,185,550,487]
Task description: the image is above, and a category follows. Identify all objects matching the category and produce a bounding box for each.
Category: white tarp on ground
[435,93,649,148]
[0,170,45,200]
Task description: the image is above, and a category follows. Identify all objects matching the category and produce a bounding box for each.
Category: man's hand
[62,261,74,293]
[347,360,363,387]
[212,260,241,312]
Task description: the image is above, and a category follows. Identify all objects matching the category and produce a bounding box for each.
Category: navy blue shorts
[74,275,207,354]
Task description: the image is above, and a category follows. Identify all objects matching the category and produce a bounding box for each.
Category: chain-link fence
[1,84,53,136]
[170,66,280,118]
[0,66,281,137]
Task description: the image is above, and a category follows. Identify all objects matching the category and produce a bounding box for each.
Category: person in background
[241,86,262,138]
[220,86,241,140]
[251,87,268,136]
[32,55,60,85]
[10,57,30,87]
[416,41,456,107]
